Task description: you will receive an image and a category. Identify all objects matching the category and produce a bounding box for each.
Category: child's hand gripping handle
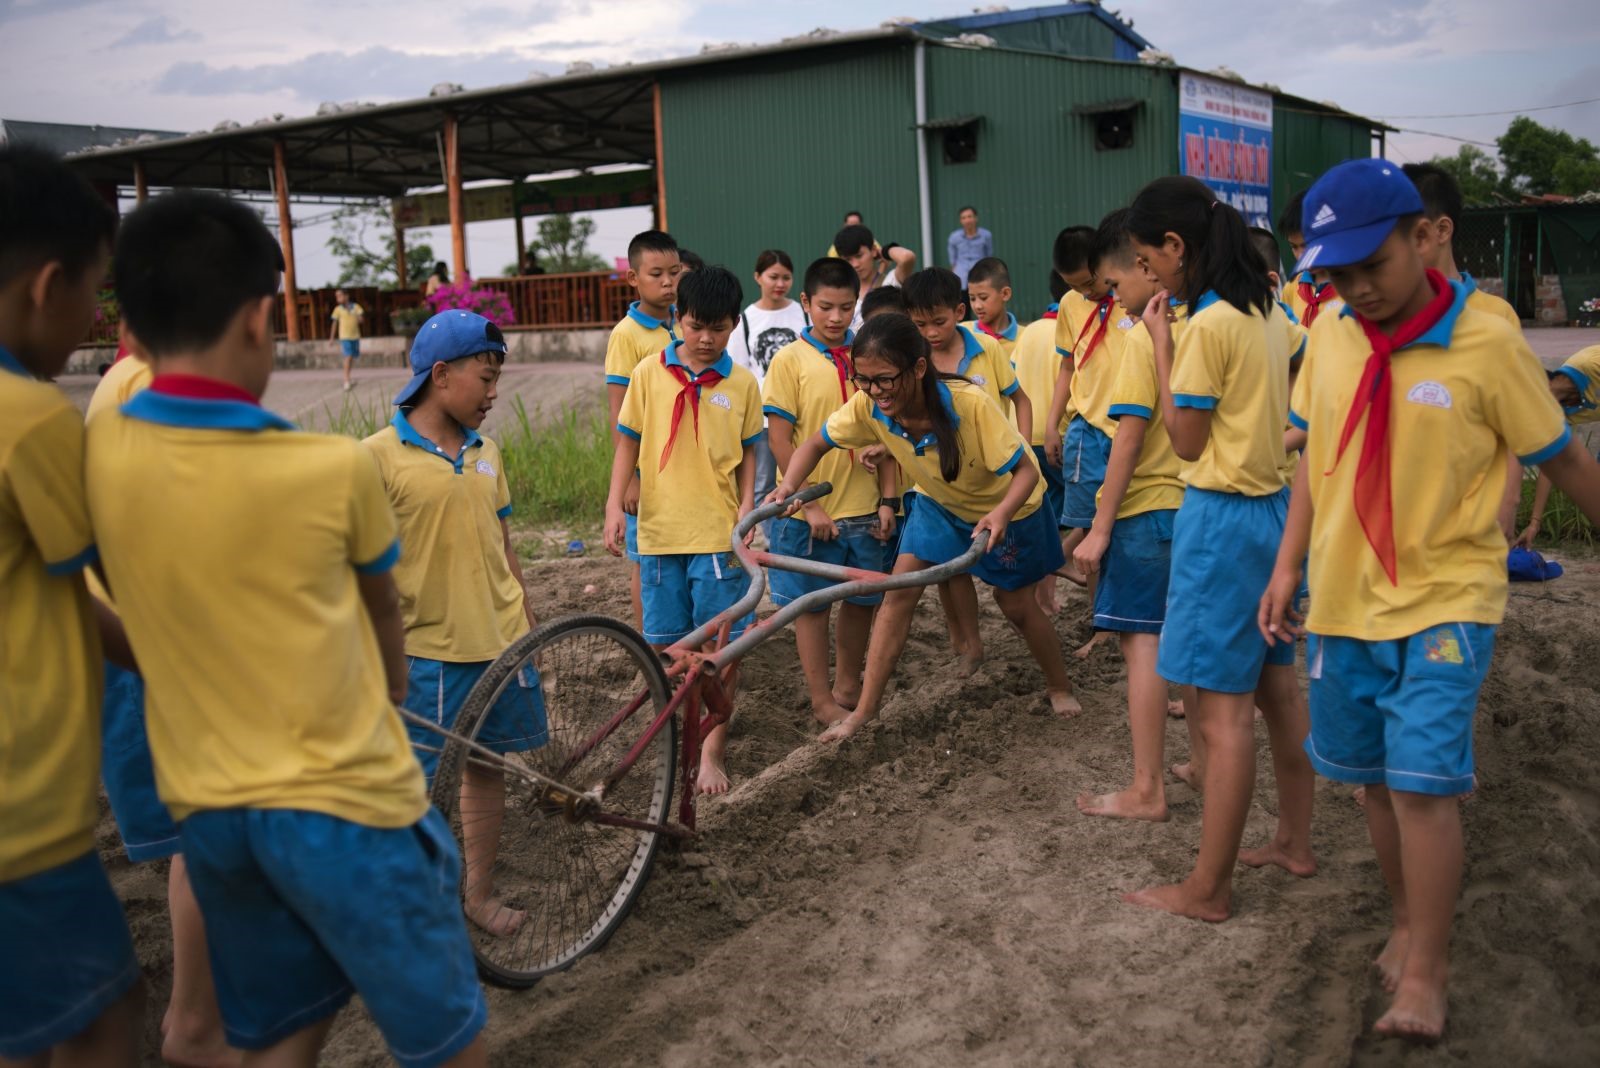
[757,482,833,524]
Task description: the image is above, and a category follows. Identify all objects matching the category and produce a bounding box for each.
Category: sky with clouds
[4,0,1597,285]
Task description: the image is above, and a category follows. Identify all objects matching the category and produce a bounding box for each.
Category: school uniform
[1285,271,1342,327]
[948,323,1022,412]
[604,302,678,562]
[822,381,1062,590]
[618,341,763,645]
[761,328,890,609]
[365,411,546,782]
[1157,293,1305,694]
[1461,274,1522,331]
[86,377,484,1065]
[1552,345,1600,427]
[331,302,364,357]
[0,346,139,1061]
[1291,281,1569,795]
[1011,306,1067,528]
[1060,296,1134,528]
[963,311,1020,359]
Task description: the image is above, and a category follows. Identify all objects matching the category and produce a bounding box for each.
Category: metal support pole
[444,114,467,281]
[652,82,668,231]
[914,40,933,268]
[272,141,301,341]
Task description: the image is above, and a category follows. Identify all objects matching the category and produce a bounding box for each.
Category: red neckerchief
[1298,279,1338,327]
[825,345,853,404]
[149,373,260,405]
[1074,297,1114,367]
[1328,269,1454,585]
[976,319,1004,342]
[1042,309,1058,320]
[657,350,724,472]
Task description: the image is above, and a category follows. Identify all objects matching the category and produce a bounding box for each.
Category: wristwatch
[879,496,902,509]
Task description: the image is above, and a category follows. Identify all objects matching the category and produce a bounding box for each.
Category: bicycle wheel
[430,614,676,988]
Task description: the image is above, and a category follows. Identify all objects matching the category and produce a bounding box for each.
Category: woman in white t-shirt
[728,249,809,511]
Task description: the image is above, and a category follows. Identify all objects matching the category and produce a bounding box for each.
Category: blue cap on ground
[1508,546,1563,582]
[1292,158,1424,276]
[394,310,508,406]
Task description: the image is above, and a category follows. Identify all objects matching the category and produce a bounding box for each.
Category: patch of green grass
[1518,474,1597,549]
[314,398,386,438]
[499,397,611,528]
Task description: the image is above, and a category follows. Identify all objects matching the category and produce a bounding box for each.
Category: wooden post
[133,160,148,205]
[272,141,301,341]
[393,205,409,289]
[512,185,527,276]
[444,114,467,280]
[652,82,667,231]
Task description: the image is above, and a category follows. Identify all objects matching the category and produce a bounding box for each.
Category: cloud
[112,15,200,47]
[154,45,564,102]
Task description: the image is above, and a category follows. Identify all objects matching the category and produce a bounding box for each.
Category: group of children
[6,138,1600,1067]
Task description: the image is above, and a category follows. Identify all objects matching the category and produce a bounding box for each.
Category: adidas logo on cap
[1311,203,1338,229]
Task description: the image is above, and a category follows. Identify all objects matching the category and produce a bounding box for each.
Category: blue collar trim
[989,312,1019,341]
[627,301,677,338]
[800,326,855,359]
[1553,366,1596,415]
[869,380,960,455]
[1460,272,1479,294]
[1275,298,1301,325]
[0,344,29,379]
[1337,278,1470,350]
[954,324,985,376]
[1190,290,1222,314]
[392,409,481,471]
[1045,303,1059,315]
[121,391,295,432]
[664,339,733,379]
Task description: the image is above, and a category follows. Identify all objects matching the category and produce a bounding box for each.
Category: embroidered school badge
[970,374,988,387]
[1406,381,1453,410]
[708,392,732,410]
[1117,316,1135,330]
[475,458,496,477]
[1422,628,1464,666]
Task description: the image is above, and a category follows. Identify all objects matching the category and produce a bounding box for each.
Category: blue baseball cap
[394,310,507,406]
[1292,158,1423,276]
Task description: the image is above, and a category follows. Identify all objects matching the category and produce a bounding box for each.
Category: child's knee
[994,589,1033,627]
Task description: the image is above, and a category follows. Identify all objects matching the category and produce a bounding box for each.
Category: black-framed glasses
[850,370,905,394]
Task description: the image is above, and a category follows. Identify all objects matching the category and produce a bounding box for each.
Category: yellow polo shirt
[1553,345,1600,427]
[1285,272,1344,326]
[331,303,364,340]
[1011,309,1066,447]
[604,302,677,387]
[618,344,763,554]
[1068,299,1135,438]
[363,413,527,662]
[1104,321,1185,519]
[1289,285,1569,640]
[762,329,879,521]
[86,356,154,421]
[961,312,1019,360]
[1171,293,1303,496]
[0,353,103,881]
[1463,277,1521,331]
[86,389,427,828]
[823,381,1042,524]
[1055,291,1095,421]
[940,325,1019,412]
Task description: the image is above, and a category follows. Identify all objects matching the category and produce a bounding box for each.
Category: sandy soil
[104,542,1600,1067]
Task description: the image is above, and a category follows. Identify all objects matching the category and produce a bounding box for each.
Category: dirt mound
[109,552,1600,1066]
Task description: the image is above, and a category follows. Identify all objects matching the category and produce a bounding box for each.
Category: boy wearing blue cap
[604,266,762,795]
[364,309,545,937]
[1261,157,1600,1042]
[0,145,143,1068]
[88,191,488,1067]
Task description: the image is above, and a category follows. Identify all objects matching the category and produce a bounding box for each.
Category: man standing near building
[947,206,994,287]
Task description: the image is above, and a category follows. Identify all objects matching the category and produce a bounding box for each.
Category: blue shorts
[340,339,360,358]
[640,551,754,646]
[1158,486,1294,693]
[1061,417,1112,528]
[180,808,485,1066]
[625,512,640,563]
[1093,508,1175,634]
[0,852,139,1059]
[1032,445,1067,531]
[898,494,1064,591]
[100,662,181,862]
[1305,623,1495,796]
[401,656,548,783]
[769,514,892,610]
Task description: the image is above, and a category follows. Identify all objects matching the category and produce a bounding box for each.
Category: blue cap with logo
[394,310,508,406]
[1292,158,1423,276]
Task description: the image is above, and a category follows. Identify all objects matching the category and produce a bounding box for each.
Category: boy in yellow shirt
[1262,159,1600,1041]
[88,192,487,1067]
[329,288,364,392]
[1516,345,1600,546]
[963,257,1019,358]
[1401,163,1520,329]
[365,309,544,938]
[1278,191,1343,327]
[763,258,897,727]
[605,230,682,626]
[0,145,142,1068]
[1012,273,1070,614]
[605,266,763,795]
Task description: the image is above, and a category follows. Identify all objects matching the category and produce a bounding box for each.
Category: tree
[1427,144,1506,205]
[526,213,607,274]
[1497,116,1600,196]
[325,204,435,287]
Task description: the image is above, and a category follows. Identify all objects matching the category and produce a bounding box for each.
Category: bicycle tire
[430,613,676,988]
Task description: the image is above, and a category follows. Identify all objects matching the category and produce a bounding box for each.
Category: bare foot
[1073,632,1105,660]
[812,697,851,726]
[1374,928,1410,993]
[1076,789,1169,822]
[1352,785,1367,809]
[1253,705,1264,721]
[160,1023,241,1068]
[465,896,527,937]
[1122,881,1230,923]
[1170,762,1203,791]
[1167,699,1186,719]
[1035,586,1061,617]
[1049,689,1083,718]
[1238,840,1318,877]
[831,688,860,712]
[695,756,731,795]
[818,716,863,743]
[1374,976,1447,1043]
[956,650,985,678]
[1055,567,1087,588]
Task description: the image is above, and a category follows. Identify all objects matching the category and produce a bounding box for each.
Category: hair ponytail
[1126,176,1272,318]
[852,313,965,483]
